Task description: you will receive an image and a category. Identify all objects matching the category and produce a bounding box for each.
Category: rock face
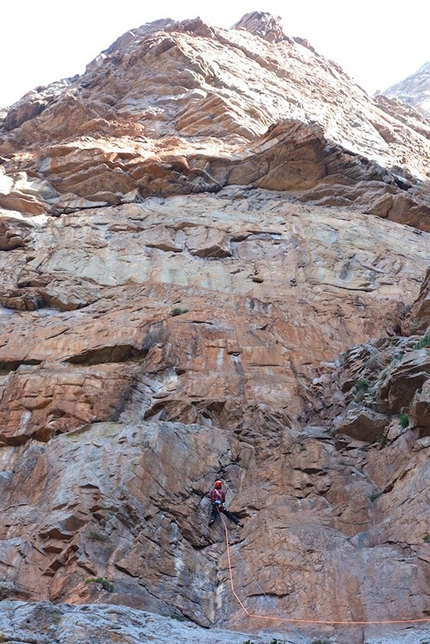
[1,13,430,223]
[383,61,430,119]
[0,12,429,644]
[1,601,426,644]
[0,601,269,644]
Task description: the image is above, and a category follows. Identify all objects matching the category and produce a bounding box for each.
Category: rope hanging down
[218,510,309,644]
[219,512,430,627]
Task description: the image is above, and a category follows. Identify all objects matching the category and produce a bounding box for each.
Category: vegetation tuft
[413,335,430,350]
[353,378,369,402]
[87,529,109,542]
[369,491,381,502]
[377,433,388,447]
[355,378,370,391]
[170,307,189,317]
[85,576,114,592]
[398,413,409,429]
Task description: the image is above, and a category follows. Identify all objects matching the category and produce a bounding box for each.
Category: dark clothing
[209,503,242,526]
[208,486,242,527]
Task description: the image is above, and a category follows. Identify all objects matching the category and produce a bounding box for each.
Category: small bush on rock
[413,335,430,350]
[85,576,114,592]
[377,433,388,447]
[170,307,189,316]
[399,413,409,429]
[369,491,381,502]
[355,378,369,391]
[353,378,369,402]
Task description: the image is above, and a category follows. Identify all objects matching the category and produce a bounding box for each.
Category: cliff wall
[0,12,429,644]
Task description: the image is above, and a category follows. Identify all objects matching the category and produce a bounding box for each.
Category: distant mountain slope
[383,61,430,118]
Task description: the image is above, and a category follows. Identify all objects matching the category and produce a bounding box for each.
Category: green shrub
[355,378,370,391]
[353,378,369,402]
[170,307,189,317]
[85,577,114,592]
[399,413,409,429]
[424,534,430,543]
[377,433,388,447]
[413,335,430,350]
[369,491,381,502]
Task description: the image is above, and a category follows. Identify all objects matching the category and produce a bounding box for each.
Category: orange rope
[222,515,250,616]
[220,515,430,627]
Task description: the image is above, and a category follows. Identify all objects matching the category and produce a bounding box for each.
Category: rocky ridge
[0,11,429,644]
[1,14,430,224]
[383,61,430,119]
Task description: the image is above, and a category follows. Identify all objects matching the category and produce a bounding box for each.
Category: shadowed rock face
[0,12,429,644]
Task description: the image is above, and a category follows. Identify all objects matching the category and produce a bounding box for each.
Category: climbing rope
[218,510,309,643]
[218,512,430,628]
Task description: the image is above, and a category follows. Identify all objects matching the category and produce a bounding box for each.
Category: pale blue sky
[1,0,429,108]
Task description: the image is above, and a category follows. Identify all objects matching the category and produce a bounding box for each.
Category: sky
[0,0,429,108]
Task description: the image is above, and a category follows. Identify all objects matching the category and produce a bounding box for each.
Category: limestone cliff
[0,12,429,644]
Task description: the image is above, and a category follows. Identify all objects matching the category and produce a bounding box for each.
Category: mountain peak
[233,11,287,42]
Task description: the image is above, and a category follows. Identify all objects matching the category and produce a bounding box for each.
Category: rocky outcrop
[0,601,268,644]
[403,266,430,335]
[0,12,429,644]
[383,61,430,119]
[1,13,430,227]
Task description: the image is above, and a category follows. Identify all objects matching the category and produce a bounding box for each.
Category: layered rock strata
[0,11,429,644]
[1,14,430,226]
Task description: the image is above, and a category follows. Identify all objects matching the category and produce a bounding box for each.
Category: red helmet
[214,480,222,489]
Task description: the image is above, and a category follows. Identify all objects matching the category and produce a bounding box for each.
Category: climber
[208,480,243,528]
